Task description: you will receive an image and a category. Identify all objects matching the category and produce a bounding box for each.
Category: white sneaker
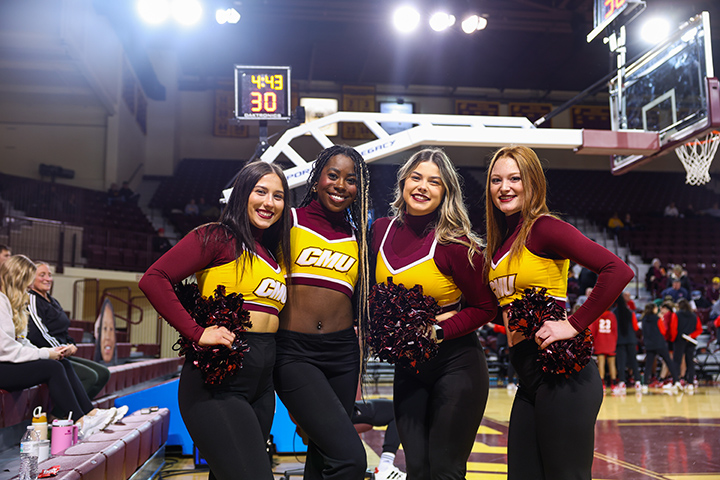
[611,382,626,395]
[112,405,129,424]
[374,465,407,480]
[78,407,117,440]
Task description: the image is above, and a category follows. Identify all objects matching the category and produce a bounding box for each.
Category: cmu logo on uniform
[489,274,516,300]
[295,248,356,272]
[254,278,287,304]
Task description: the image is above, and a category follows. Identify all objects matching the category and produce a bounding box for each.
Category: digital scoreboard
[587,0,645,42]
[234,65,291,120]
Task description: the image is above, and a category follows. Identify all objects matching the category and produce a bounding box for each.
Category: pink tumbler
[50,419,78,455]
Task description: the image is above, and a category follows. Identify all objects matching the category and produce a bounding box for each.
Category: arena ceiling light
[171,0,203,26]
[461,14,488,34]
[216,7,241,24]
[137,0,170,25]
[393,6,421,33]
[640,17,670,44]
[429,12,455,32]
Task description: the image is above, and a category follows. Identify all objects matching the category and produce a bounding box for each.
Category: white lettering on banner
[360,139,397,156]
[255,278,287,303]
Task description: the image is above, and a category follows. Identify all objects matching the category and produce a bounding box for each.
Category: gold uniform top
[375,218,461,309]
[196,250,287,315]
[287,207,359,299]
[487,245,569,307]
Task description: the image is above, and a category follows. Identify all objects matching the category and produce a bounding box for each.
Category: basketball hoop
[674,130,719,186]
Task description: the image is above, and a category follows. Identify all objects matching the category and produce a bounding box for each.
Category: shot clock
[587,0,645,42]
[234,65,291,120]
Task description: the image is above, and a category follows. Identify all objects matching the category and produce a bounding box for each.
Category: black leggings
[643,347,679,383]
[68,356,111,400]
[508,339,603,480]
[616,343,640,383]
[178,333,276,480]
[673,338,696,382]
[394,333,489,480]
[352,398,400,454]
[0,358,94,417]
[274,328,366,480]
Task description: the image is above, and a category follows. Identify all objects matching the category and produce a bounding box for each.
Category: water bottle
[19,425,40,480]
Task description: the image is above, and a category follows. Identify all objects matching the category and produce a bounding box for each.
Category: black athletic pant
[394,332,489,480]
[68,356,110,399]
[673,338,696,382]
[616,343,641,383]
[508,339,603,480]
[353,398,400,453]
[274,328,366,480]
[0,358,94,417]
[643,347,679,383]
[178,333,276,480]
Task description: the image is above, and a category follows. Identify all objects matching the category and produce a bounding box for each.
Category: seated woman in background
[27,262,110,399]
[0,255,119,438]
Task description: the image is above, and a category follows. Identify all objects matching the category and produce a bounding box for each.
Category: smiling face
[315,154,358,213]
[32,264,53,296]
[247,173,285,229]
[490,156,526,216]
[402,160,445,216]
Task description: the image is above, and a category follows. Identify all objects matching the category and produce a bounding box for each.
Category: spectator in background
[669,265,691,293]
[701,202,720,218]
[641,303,680,391]
[623,291,636,312]
[671,299,702,391]
[664,202,679,217]
[0,244,10,267]
[199,197,221,218]
[119,181,139,204]
[107,183,121,205]
[0,255,120,438]
[623,213,635,230]
[26,262,110,399]
[613,294,641,393]
[184,198,200,216]
[152,228,172,255]
[707,277,720,304]
[578,265,598,292]
[661,279,689,303]
[607,212,624,236]
[684,204,696,218]
[576,287,592,308]
[645,258,667,299]
[589,308,618,392]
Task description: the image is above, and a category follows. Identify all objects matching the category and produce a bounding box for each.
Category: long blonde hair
[0,255,37,335]
[390,148,482,263]
[483,146,556,280]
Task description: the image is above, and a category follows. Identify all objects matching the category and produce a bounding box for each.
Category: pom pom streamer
[368,278,441,370]
[508,287,593,376]
[173,283,253,385]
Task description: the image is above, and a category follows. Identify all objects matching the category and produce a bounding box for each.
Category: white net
[674,130,719,185]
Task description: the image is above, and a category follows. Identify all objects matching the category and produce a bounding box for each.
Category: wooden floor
[160,382,720,480]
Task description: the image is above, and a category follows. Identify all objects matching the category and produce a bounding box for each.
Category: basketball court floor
[160,382,720,480]
[358,383,720,480]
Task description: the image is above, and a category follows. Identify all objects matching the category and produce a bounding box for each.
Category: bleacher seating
[0,358,182,431]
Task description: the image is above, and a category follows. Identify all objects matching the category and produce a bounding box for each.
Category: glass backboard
[609,12,718,174]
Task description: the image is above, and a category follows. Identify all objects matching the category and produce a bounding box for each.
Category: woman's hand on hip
[198,325,235,348]
[535,319,578,350]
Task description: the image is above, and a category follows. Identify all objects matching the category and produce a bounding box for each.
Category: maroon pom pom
[174,283,253,385]
[508,287,593,376]
[367,278,441,370]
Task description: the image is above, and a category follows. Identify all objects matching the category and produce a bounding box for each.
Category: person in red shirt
[589,309,618,391]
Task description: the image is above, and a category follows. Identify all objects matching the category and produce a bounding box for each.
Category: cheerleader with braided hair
[274,145,371,480]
